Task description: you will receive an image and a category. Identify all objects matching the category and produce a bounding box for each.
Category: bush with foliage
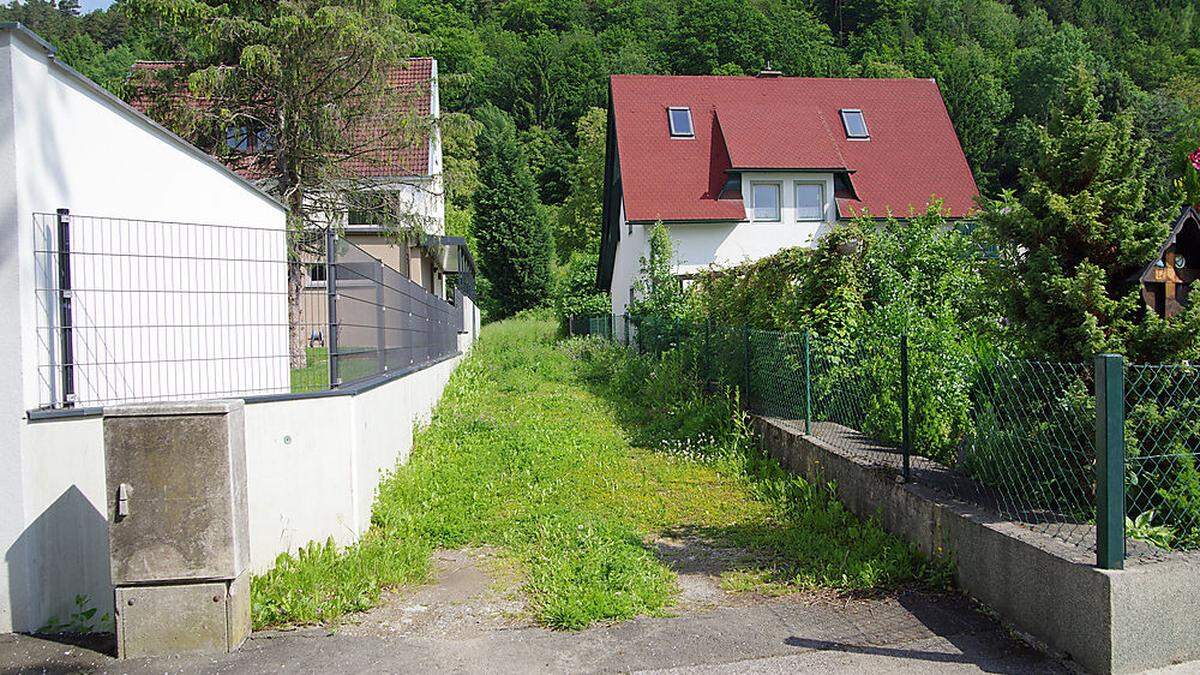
[552,251,610,324]
[689,203,996,462]
[629,223,689,321]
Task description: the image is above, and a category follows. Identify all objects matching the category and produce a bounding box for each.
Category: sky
[80,0,115,14]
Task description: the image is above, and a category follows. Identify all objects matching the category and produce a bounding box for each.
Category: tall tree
[555,106,605,262]
[980,66,1182,361]
[936,42,1011,188]
[473,105,553,318]
[127,0,417,366]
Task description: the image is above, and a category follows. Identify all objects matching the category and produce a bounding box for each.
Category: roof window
[840,109,869,139]
[668,107,694,138]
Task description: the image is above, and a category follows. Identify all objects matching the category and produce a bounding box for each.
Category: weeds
[252,317,942,631]
[37,595,110,635]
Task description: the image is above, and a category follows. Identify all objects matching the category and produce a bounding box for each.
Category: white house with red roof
[597,73,980,314]
[130,57,459,298]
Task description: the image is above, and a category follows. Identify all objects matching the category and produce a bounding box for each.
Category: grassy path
[252,317,938,629]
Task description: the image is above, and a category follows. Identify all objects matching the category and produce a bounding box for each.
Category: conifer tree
[473,105,554,318]
[981,65,1181,361]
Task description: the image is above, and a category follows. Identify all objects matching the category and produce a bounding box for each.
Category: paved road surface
[1,548,1069,674]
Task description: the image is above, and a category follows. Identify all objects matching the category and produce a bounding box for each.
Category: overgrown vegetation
[253,317,939,629]
[8,0,1198,321]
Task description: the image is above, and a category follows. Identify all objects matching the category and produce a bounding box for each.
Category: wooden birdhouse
[1141,206,1200,318]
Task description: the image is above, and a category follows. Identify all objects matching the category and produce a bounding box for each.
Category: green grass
[290,347,329,392]
[253,317,941,630]
[289,346,405,393]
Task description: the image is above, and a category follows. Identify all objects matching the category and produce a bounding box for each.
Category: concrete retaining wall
[753,416,1200,674]
[3,353,464,634]
[244,354,460,570]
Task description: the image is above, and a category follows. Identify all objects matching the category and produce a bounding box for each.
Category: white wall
[242,353,460,571]
[0,26,286,633]
[458,293,480,353]
[610,202,643,315]
[8,338,471,633]
[10,416,108,635]
[609,172,836,314]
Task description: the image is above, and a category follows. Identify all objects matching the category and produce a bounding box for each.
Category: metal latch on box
[116,483,130,519]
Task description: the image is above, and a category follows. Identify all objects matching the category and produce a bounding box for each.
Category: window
[840,109,869,139]
[719,173,742,199]
[308,263,327,284]
[226,126,251,152]
[225,125,274,153]
[751,183,780,222]
[348,193,397,226]
[795,183,825,221]
[668,107,694,137]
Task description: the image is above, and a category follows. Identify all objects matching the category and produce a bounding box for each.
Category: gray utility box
[103,400,251,659]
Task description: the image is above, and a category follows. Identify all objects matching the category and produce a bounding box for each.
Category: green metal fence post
[900,334,911,481]
[623,314,630,348]
[803,328,812,435]
[1095,353,1126,570]
[742,325,751,409]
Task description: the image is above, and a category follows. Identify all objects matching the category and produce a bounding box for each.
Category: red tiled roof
[347,58,432,177]
[610,75,979,222]
[129,58,434,179]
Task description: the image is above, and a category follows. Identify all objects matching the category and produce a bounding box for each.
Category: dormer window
[840,109,869,139]
[668,107,694,137]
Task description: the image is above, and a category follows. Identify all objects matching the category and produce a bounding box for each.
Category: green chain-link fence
[570,313,1200,568]
[1125,363,1200,552]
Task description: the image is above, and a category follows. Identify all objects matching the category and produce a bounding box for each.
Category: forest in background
[4,0,1200,315]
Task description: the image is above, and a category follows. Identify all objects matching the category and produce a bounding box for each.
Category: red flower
[1191,146,1200,171]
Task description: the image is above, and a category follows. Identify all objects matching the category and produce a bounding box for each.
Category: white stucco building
[598,73,980,313]
[0,23,287,633]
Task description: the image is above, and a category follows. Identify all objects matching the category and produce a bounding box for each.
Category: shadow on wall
[5,486,112,634]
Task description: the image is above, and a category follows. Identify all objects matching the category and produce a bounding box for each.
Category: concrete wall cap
[103,399,244,417]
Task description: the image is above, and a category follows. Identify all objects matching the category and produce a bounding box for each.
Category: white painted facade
[609,171,837,314]
[9,338,474,634]
[337,59,444,236]
[0,25,286,633]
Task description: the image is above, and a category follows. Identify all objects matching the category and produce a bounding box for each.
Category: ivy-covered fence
[571,313,1200,569]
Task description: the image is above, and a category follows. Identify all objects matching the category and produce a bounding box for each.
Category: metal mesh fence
[574,313,1200,565]
[1126,364,1200,552]
[33,210,465,409]
[327,237,462,388]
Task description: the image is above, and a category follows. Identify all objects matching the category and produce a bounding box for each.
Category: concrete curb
[752,416,1200,674]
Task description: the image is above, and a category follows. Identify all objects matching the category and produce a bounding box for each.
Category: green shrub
[553,251,610,324]
[689,203,998,463]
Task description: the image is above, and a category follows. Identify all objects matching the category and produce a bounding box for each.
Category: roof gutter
[728,166,854,173]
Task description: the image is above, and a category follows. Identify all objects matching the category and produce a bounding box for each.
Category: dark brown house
[1141,205,1200,318]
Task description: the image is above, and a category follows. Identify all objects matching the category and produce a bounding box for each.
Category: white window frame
[750,181,782,223]
[794,181,826,222]
[667,106,694,138]
[840,109,870,140]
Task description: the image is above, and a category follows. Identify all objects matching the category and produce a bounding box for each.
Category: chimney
[756,61,782,78]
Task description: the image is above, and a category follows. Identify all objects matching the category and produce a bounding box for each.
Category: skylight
[668,107,694,137]
[840,109,869,139]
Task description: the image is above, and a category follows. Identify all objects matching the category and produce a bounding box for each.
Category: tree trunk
[288,259,308,370]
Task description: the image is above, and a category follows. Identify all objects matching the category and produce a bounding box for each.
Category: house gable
[606,74,978,225]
